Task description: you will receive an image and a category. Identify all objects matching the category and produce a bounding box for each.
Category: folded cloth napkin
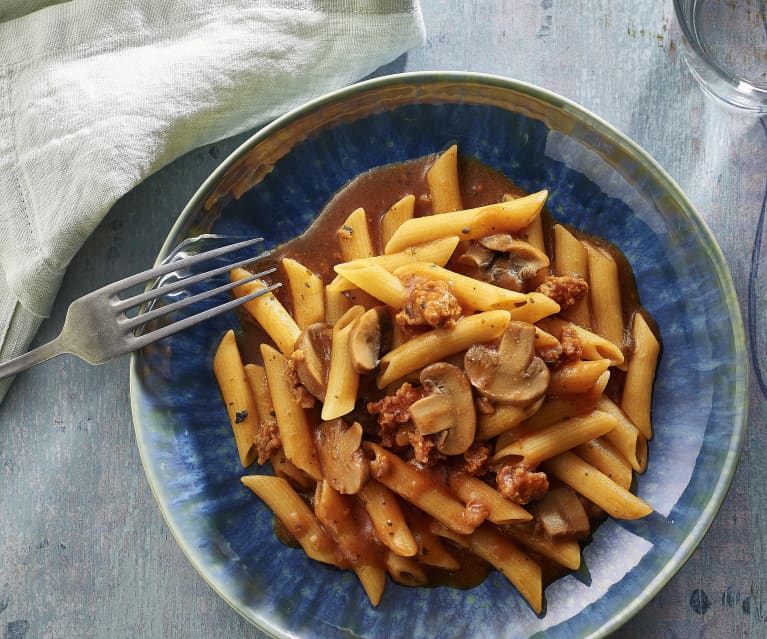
[0,0,426,402]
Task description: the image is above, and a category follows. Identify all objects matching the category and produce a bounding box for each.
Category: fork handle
[0,336,66,380]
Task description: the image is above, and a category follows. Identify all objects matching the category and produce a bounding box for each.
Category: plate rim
[129,70,749,638]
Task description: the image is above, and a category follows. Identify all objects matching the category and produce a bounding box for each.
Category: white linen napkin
[0,0,425,402]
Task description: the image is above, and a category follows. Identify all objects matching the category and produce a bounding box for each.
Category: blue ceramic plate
[130,72,748,638]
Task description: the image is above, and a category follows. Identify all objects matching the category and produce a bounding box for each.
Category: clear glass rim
[673,0,767,109]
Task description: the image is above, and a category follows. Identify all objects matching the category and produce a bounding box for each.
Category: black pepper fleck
[234,409,249,423]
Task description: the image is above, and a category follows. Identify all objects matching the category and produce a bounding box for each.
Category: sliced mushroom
[315,419,369,494]
[409,362,476,455]
[349,306,389,373]
[464,320,549,406]
[533,485,591,540]
[456,235,549,292]
[292,323,332,401]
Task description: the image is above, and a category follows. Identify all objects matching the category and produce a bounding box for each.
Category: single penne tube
[573,437,633,490]
[447,470,532,523]
[621,312,660,440]
[333,263,407,308]
[519,206,545,253]
[241,475,337,565]
[505,523,582,571]
[327,236,461,293]
[321,305,365,420]
[270,448,316,491]
[376,310,511,388]
[281,257,325,329]
[232,267,300,355]
[477,400,543,440]
[243,363,272,425]
[384,190,548,254]
[260,344,322,480]
[358,479,419,557]
[467,525,543,614]
[519,393,601,431]
[507,292,561,323]
[213,330,258,467]
[403,507,461,570]
[314,480,386,606]
[393,262,528,309]
[552,224,590,327]
[543,452,653,520]
[426,144,463,213]
[366,442,476,534]
[534,325,561,353]
[597,396,649,472]
[324,285,353,324]
[547,359,612,395]
[537,317,624,366]
[583,242,625,352]
[493,410,618,466]
[337,207,375,261]
[385,551,428,587]
[381,194,416,246]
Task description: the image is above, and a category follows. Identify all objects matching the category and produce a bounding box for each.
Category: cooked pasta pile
[213,145,659,612]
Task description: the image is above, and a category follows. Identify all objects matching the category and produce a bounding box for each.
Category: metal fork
[0,237,278,380]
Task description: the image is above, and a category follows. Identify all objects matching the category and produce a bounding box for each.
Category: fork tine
[102,237,265,297]
[123,268,275,332]
[129,282,282,351]
[114,252,272,313]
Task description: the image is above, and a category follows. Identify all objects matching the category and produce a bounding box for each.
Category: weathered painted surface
[1,1,764,637]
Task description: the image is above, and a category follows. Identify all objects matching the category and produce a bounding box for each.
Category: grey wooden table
[1,1,764,637]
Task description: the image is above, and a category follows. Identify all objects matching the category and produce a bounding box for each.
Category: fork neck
[0,335,66,380]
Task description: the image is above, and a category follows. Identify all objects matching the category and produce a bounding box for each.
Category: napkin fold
[0,0,425,402]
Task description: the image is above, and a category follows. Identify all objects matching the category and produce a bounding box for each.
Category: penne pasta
[333,263,407,308]
[241,475,337,565]
[337,207,375,261]
[621,312,660,440]
[573,437,633,490]
[447,470,532,524]
[216,144,658,610]
[377,310,510,388]
[232,267,300,355]
[596,396,649,473]
[213,330,258,466]
[552,224,591,327]
[260,344,322,480]
[537,317,624,366]
[547,359,612,395]
[505,522,582,571]
[321,305,365,421]
[359,478,419,557]
[492,410,618,466]
[281,257,325,329]
[381,194,416,247]
[384,191,548,254]
[393,261,528,310]
[542,452,653,519]
[427,144,463,213]
[327,236,461,293]
[366,442,476,535]
[584,242,625,352]
[314,480,386,605]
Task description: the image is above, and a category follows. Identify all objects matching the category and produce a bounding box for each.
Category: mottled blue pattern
[130,73,747,639]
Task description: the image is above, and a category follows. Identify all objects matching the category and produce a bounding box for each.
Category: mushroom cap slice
[464,320,550,406]
[457,235,549,292]
[349,306,389,373]
[293,323,332,401]
[409,362,476,455]
[316,419,369,495]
